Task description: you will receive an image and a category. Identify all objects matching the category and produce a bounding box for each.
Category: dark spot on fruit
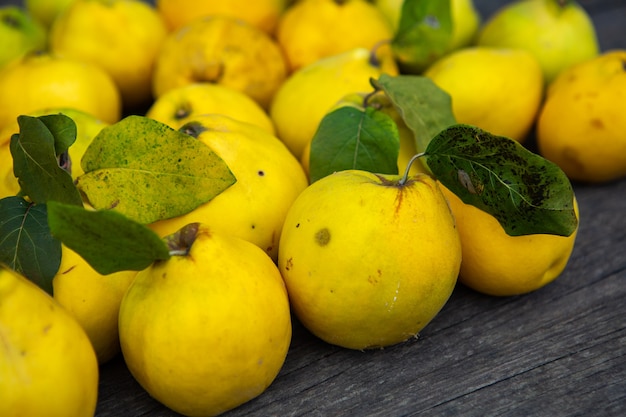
[251,224,256,229]
[258,170,265,176]
[315,228,331,246]
[296,223,300,228]
[285,257,293,271]
[179,121,207,138]
[590,118,604,129]
[62,265,76,275]
[174,102,192,120]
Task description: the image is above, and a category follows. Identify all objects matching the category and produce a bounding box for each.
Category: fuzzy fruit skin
[537,50,626,183]
[476,0,599,84]
[0,267,99,417]
[118,225,292,417]
[440,185,579,296]
[278,170,461,350]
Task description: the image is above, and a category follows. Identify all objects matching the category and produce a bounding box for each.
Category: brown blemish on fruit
[61,265,77,274]
[285,257,293,271]
[174,102,192,120]
[257,170,265,176]
[368,269,382,285]
[590,118,605,129]
[315,228,331,246]
[562,146,585,173]
[179,121,208,138]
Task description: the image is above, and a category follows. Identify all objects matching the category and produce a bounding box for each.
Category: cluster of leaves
[0,115,236,294]
[307,74,578,237]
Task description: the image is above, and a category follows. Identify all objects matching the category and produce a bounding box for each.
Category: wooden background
[2,0,625,416]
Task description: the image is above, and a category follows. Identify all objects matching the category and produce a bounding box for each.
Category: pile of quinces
[0,0,624,416]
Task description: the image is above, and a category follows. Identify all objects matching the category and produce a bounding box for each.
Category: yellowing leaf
[77,116,236,224]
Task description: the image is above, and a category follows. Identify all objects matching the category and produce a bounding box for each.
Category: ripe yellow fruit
[424,47,544,143]
[50,0,168,109]
[0,52,121,131]
[152,15,288,109]
[156,0,287,34]
[270,47,398,159]
[278,170,461,349]
[119,223,292,417]
[0,267,99,417]
[149,114,308,261]
[53,245,137,364]
[276,0,394,72]
[440,185,579,296]
[146,82,275,134]
[537,50,626,183]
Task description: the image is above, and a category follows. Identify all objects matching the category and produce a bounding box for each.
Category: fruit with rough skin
[278,169,461,349]
[119,223,292,416]
[536,50,626,183]
[152,15,288,109]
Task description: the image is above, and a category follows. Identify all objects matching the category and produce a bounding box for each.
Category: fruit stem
[165,223,200,256]
[399,152,426,185]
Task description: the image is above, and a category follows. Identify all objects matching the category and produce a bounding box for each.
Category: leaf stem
[399,152,426,185]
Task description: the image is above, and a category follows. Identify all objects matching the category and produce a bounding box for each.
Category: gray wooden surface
[3,0,625,415]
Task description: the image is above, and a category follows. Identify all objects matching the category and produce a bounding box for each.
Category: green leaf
[425,124,578,237]
[76,115,236,224]
[37,113,78,156]
[374,74,456,154]
[391,0,453,73]
[0,196,61,294]
[47,201,171,275]
[309,105,400,183]
[10,115,83,206]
